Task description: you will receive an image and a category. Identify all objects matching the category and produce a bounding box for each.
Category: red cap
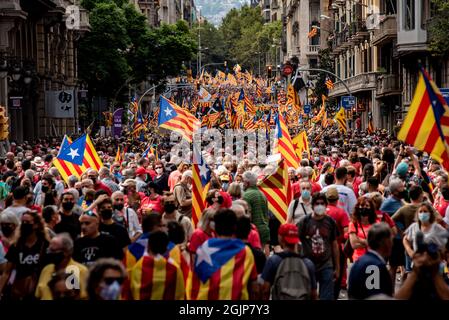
[135,167,147,175]
[278,223,300,245]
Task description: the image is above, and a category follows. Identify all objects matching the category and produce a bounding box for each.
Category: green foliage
[428,0,449,57]
[191,20,225,66]
[313,48,335,108]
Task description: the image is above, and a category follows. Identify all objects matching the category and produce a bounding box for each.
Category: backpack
[271,252,312,300]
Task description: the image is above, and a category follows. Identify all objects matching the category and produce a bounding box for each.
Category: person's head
[98,197,113,221]
[154,161,165,175]
[181,170,193,186]
[324,173,335,186]
[311,193,328,217]
[368,192,384,211]
[135,167,147,181]
[363,164,374,179]
[167,221,185,245]
[389,179,405,200]
[111,191,125,211]
[43,205,60,225]
[98,167,112,180]
[19,210,46,242]
[416,202,436,225]
[242,171,257,190]
[198,208,216,232]
[47,233,74,267]
[121,179,137,194]
[409,185,424,203]
[111,162,121,174]
[87,169,99,185]
[366,177,379,192]
[214,208,237,237]
[87,258,126,300]
[353,197,377,224]
[12,185,30,205]
[141,213,166,233]
[0,211,20,238]
[233,199,250,218]
[288,167,297,181]
[79,211,100,238]
[231,203,246,218]
[235,215,252,241]
[48,269,81,300]
[325,187,339,204]
[335,166,347,183]
[367,222,393,259]
[206,189,224,208]
[67,175,79,188]
[441,185,449,201]
[81,178,94,190]
[278,223,300,249]
[147,231,169,256]
[300,180,312,201]
[227,182,242,200]
[60,192,76,213]
[162,194,177,214]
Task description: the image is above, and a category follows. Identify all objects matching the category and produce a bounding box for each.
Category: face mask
[156,168,163,174]
[82,188,89,195]
[314,157,320,163]
[418,212,430,222]
[100,281,121,300]
[100,209,113,220]
[20,223,34,237]
[164,203,177,214]
[41,186,49,193]
[359,208,372,217]
[113,204,124,211]
[62,202,75,211]
[314,204,326,216]
[46,251,66,266]
[301,190,311,200]
[1,225,14,237]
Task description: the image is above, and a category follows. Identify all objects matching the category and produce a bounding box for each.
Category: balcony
[376,73,401,98]
[372,15,397,46]
[306,45,320,55]
[328,72,378,97]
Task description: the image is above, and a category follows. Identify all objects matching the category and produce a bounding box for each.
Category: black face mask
[100,209,113,220]
[1,224,14,237]
[76,189,83,197]
[164,203,177,214]
[62,202,75,211]
[41,186,49,193]
[359,208,373,217]
[46,251,66,266]
[113,204,124,211]
[20,223,34,237]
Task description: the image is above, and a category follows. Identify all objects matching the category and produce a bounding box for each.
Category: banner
[113,108,123,138]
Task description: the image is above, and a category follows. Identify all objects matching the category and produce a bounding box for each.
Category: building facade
[0,0,89,143]
[133,0,196,27]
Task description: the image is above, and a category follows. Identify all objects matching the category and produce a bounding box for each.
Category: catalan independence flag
[398,67,449,170]
[158,96,200,143]
[292,130,310,159]
[274,113,300,169]
[115,146,122,164]
[192,143,211,228]
[258,159,292,224]
[167,243,191,286]
[334,106,348,133]
[53,134,103,184]
[126,254,185,300]
[187,238,257,300]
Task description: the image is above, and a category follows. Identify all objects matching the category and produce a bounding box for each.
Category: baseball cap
[135,167,147,176]
[121,179,137,187]
[326,187,339,201]
[278,223,300,245]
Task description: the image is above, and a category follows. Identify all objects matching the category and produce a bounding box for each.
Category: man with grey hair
[36,233,89,300]
[242,171,270,255]
[348,223,393,300]
[173,170,193,218]
[98,167,119,193]
[67,175,79,189]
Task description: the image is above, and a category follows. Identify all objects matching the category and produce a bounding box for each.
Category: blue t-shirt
[380,196,403,216]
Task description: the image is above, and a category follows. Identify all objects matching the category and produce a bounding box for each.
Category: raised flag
[198,87,212,102]
[292,131,310,158]
[158,96,200,143]
[53,134,103,184]
[398,67,449,170]
[192,143,211,228]
[258,159,292,224]
[115,146,122,164]
[274,113,300,168]
[334,106,348,134]
[367,112,374,134]
[308,26,318,38]
[325,76,334,90]
[187,238,257,300]
[233,64,242,73]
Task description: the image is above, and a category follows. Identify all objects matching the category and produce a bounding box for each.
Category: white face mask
[156,168,163,174]
[314,204,326,216]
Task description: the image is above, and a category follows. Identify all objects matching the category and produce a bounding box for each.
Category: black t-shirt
[100,223,131,249]
[358,156,371,169]
[54,212,81,240]
[73,233,123,266]
[5,238,49,280]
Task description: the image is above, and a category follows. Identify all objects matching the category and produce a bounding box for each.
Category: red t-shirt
[95,181,112,196]
[348,220,380,262]
[311,182,322,194]
[220,191,232,209]
[248,224,262,249]
[140,195,164,214]
[436,199,449,218]
[188,228,214,253]
[326,204,349,245]
[376,210,396,229]
[292,182,301,199]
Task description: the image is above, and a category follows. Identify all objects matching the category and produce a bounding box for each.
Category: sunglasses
[155,166,163,169]
[103,277,124,285]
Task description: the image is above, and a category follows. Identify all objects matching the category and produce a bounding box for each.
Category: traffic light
[0,106,9,140]
[267,65,272,78]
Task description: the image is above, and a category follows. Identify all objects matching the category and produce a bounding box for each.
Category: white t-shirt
[287,198,313,225]
[405,222,449,251]
[2,205,29,220]
[322,184,357,216]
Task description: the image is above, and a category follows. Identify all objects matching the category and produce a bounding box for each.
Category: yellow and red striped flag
[292,131,310,159]
[192,143,211,228]
[115,146,123,164]
[334,106,348,134]
[367,112,375,134]
[398,67,449,170]
[274,113,300,169]
[158,96,200,143]
[308,26,318,38]
[53,134,103,184]
[125,255,185,300]
[258,159,292,224]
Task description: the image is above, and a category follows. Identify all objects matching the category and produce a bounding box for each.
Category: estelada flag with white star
[158,96,200,143]
[191,143,211,228]
[53,133,103,184]
[187,238,257,300]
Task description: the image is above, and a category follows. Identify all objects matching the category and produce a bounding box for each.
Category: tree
[428,0,449,57]
[313,48,335,109]
[190,20,225,73]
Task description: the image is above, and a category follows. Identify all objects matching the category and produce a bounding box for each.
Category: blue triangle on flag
[57,134,87,166]
[158,97,178,125]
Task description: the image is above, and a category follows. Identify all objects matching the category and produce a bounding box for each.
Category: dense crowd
[1,127,449,301]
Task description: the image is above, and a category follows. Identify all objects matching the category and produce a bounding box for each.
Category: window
[404,0,415,30]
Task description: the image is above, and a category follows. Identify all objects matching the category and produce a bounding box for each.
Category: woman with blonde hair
[188,208,216,255]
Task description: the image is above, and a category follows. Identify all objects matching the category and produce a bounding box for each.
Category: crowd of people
[1,127,449,301]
